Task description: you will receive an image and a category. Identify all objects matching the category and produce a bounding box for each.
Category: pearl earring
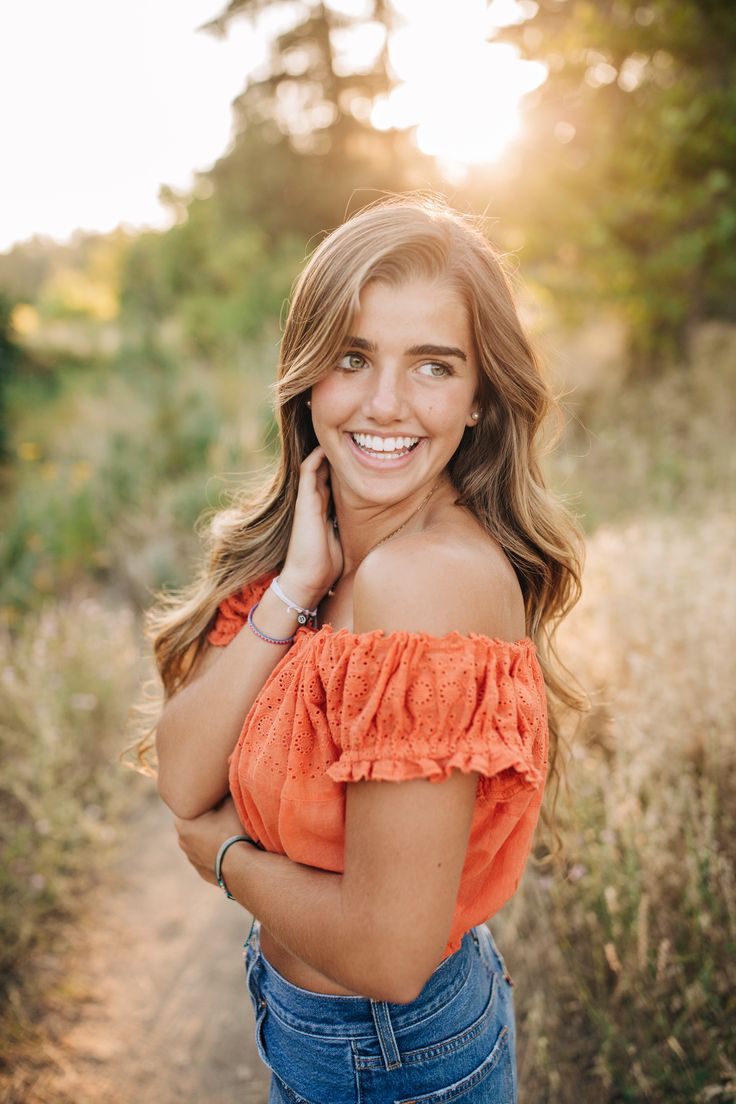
[471,411,479,420]
[306,399,311,408]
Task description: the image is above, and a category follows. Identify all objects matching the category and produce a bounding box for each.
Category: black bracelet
[215,833,261,900]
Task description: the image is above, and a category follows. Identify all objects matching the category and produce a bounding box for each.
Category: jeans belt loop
[369,1000,402,1071]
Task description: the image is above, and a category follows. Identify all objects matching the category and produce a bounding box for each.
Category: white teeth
[351,432,420,453]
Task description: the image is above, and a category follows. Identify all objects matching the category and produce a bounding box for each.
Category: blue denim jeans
[244,920,517,1103]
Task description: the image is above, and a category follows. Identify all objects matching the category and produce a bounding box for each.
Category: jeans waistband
[247,921,481,1040]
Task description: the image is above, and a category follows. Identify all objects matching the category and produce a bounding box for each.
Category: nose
[362,365,407,423]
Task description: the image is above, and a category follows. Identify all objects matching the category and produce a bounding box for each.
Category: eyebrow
[345,336,467,362]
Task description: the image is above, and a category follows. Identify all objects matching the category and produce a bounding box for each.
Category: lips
[344,432,426,469]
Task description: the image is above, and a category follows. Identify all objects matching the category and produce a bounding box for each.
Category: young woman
[142,195,584,1103]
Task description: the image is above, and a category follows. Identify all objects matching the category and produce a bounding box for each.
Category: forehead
[350,277,471,343]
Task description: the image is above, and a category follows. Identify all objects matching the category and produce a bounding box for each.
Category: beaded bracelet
[247,601,296,646]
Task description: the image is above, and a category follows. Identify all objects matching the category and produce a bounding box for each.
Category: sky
[0,0,272,251]
[0,0,544,253]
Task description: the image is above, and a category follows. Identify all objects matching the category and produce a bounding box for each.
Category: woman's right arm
[155,573,323,819]
[155,445,342,820]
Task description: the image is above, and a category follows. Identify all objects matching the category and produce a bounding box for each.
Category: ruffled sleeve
[206,570,278,647]
[316,629,548,806]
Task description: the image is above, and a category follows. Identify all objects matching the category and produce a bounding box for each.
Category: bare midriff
[258,925,365,996]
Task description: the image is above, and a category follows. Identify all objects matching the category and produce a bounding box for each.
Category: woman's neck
[331,475,454,576]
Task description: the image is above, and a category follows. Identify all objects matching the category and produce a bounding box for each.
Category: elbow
[344,895,444,1005]
[154,726,210,820]
[376,979,425,1006]
[366,969,427,1006]
[156,773,189,819]
[155,764,209,821]
[352,932,437,1005]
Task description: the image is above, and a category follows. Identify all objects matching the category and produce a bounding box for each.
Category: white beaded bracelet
[269,576,318,626]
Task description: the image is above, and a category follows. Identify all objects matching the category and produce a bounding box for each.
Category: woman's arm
[175,536,522,1000]
[156,445,342,820]
[173,771,478,1005]
[156,574,323,819]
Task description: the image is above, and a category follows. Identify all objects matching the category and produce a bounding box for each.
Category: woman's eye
[337,353,366,372]
[417,361,453,378]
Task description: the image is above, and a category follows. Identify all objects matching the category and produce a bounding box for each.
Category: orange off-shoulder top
[207,570,549,961]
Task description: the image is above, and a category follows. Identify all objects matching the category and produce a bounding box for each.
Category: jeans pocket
[381,968,515,1103]
[268,1069,316,1104]
[394,1022,515,1104]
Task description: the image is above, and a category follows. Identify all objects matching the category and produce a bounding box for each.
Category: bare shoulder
[353,524,527,641]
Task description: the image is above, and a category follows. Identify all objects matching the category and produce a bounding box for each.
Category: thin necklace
[326,477,443,598]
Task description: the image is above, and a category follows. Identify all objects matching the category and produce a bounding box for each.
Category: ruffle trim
[325,744,544,803]
[207,571,278,646]
[295,623,536,652]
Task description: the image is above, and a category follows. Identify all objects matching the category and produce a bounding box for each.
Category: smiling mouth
[348,432,423,459]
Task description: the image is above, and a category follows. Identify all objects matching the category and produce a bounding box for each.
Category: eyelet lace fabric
[207,571,549,959]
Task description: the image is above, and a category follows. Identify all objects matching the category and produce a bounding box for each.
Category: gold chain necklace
[326,477,443,598]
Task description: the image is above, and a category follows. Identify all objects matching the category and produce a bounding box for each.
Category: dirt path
[21,792,271,1104]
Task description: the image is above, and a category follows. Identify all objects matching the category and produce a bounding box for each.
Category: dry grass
[495,511,736,1102]
[0,592,148,1063]
[542,320,736,532]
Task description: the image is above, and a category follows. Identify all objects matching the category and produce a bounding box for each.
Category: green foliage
[0,338,277,614]
[204,0,396,159]
[119,0,436,357]
[122,176,308,355]
[0,230,129,322]
[0,294,21,465]
[120,123,429,354]
[492,0,736,370]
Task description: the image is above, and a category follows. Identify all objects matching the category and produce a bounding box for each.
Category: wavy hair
[125,193,588,852]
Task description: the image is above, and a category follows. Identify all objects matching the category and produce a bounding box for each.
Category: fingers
[297,446,331,509]
[297,447,325,488]
[300,445,326,470]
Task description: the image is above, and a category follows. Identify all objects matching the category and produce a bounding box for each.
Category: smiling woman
[138,194,586,1104]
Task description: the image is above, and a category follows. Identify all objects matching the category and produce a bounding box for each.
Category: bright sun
[370,0,546,169]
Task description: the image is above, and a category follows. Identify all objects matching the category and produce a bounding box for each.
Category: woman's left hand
[173,795,246,886]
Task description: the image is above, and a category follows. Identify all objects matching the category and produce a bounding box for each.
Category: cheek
[311,378,357,426]
[424,399,468,434]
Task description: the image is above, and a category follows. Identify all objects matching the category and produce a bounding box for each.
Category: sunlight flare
[371,0,547,165]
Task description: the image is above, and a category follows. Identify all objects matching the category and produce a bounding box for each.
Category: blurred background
[1,1,734,1101]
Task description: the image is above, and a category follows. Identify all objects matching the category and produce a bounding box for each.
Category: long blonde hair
[127,193,588,844]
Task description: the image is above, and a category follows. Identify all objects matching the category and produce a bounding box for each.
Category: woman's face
[309,276,480,509]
